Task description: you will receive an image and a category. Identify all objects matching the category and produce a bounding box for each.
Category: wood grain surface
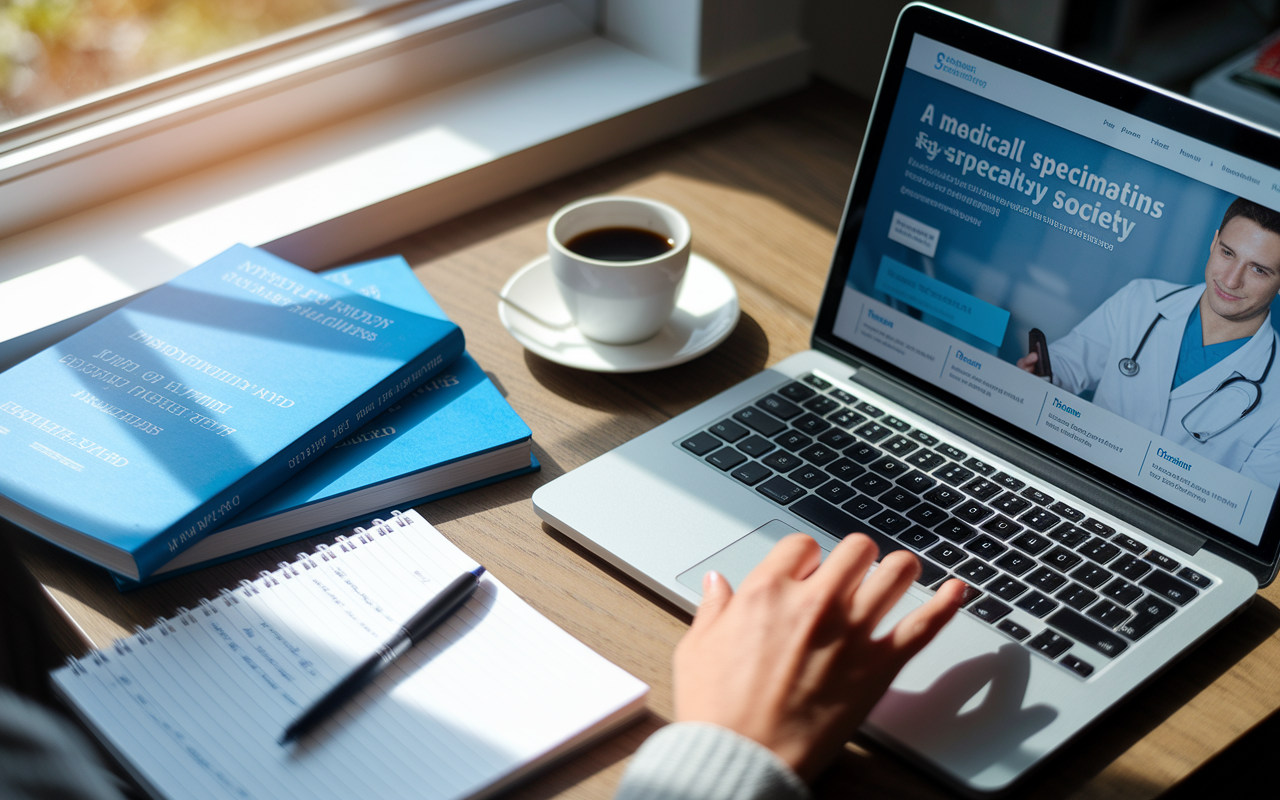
[13,81,1280,800]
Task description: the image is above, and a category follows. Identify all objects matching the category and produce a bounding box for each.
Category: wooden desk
[14,82,1280,800]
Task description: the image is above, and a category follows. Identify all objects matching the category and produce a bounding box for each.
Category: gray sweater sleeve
[0,688,127,800]
[615,722,810,800]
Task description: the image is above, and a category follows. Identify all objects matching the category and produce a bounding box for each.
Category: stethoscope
[1117,285,1277,441]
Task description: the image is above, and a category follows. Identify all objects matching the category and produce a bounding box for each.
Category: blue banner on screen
[874,255,1010,345]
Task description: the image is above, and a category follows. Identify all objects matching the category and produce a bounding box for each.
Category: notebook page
[52,510,649,800]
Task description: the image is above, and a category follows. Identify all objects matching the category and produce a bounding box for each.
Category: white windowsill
[0,32,809,366]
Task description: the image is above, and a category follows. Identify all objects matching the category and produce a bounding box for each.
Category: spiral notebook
[51,510,649,800]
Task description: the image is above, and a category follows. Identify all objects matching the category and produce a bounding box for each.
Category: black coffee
[565,227,674,261]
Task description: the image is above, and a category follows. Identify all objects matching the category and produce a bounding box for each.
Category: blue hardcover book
[0,245,463,580]
[115,257,537,587]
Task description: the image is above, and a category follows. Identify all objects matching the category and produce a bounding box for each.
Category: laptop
[533,3,1280,794]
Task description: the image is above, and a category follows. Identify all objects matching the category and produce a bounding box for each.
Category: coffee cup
[547,196,691,345]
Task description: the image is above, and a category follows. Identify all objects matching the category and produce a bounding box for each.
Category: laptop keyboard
[677,372,1216,679]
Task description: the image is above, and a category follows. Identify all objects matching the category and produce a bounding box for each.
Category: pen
[280,564,486,744]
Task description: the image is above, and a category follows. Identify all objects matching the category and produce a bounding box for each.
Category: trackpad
[677,520,823,593]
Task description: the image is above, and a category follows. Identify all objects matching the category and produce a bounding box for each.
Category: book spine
[130,327,465,578]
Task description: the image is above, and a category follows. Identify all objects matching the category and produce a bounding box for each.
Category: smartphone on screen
[1028,328,1052,381]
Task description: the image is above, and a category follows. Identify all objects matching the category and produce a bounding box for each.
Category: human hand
[672,533,966,782]
[1015,351,1039,373]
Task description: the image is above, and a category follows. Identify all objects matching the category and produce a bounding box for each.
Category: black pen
[280,565,486,744]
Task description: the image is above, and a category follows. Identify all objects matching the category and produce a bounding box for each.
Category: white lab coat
[1049,278,1280,489]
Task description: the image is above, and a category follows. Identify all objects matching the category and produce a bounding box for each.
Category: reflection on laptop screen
[832,34,1280,547]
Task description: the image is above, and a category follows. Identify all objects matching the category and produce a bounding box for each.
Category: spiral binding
[64,509,414,674]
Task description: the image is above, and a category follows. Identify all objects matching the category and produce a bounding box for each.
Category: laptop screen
[816,9,1280,565]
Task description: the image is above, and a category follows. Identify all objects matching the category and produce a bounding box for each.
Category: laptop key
[1048,608,1128,657]
[883,436,918,457]
[936,443,966,461]
[1060,654,1095,678]
[1112,534,1146,554]
[1020,487,1054,506]
[908,430,940,447]
[868,510,912,537]
[803,396,841,415]
[981,515,1022,540]
[906,450,946,471]
[1049,502,1085,522]
[1047,523,1088,547]
[789,464,830,489]
[1140,571,1198,606]
[817,429,857,449]
[802,374,831,390]
[1020,508,1061,532]
[856,422,892,443]
[896,469,937,494]
[937,464,976,486]
[993,551,1036,576]
[906,502,946,527]
[898,525,939,550]
[851,473,892,495]
[731,462,772,486]
[997,619,1032,641]
[828,409,867,429]
[1010,531,1053,555]
[825,457,866,482]
[842,495,884,519]
[954,500,992,525]
[993,472,1026,491]
[962,477,1002,501]
[1113,554,1152,581]
[815,480,858,505]
[706,447,747,471]
[798,443,839,466]
[792,413,832,435]
[916,558,949,587]
[882,415,911,432]
[1028,629,1073,658]
[1177,567,1211,589]
[763,450,804,471]
[1027,567,1068,593]
[776,430,813,452]
[993,492,1032,516]
[988,576,1028,601]
[1081,518,1116,537]
[829,388,857,405]
[1101,577,1143,606]
[1016,591,1060,618]
[709,419,749,442]
[1116,595,1177,640]
[734,406,787,437]
[869,456,909,478]
[778,382,816,402]
[757,476,805,505]
[969,597,1012,623]
[1085,600,1131,628]
[964,534,1006,560]
[1144,550,1181,572]
[1070,563,1111,589]
[681,432,720,455]
[955,559,999,584]
[927,542,967,567]
[1044,546,1082,572]
[1078,538,1122,565]
[922,485,963,508]
[843,441,880,464]
[1056,583,1098,611]
[737,435,776,457]
[935,519,977,543]
[758,394,802,419]
[964,457,996,476]
[880,489,918,512]
[855,401,884,417]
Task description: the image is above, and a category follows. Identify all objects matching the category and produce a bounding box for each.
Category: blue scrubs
[1172,303,1249,390]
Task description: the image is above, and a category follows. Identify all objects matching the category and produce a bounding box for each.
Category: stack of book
[0,244,537,587]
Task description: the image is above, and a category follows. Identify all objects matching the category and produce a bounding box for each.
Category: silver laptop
[533,4,1280,793]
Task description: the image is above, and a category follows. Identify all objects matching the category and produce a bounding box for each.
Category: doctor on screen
[1017,198,1280,489]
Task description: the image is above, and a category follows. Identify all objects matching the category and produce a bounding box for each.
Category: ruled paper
[52,510,649,800]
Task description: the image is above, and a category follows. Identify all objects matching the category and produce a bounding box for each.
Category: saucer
[498,253,739,373]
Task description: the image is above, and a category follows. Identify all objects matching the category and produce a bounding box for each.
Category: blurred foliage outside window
[0,0,349,124]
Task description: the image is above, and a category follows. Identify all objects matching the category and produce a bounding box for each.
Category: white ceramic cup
[547,196,691,345]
